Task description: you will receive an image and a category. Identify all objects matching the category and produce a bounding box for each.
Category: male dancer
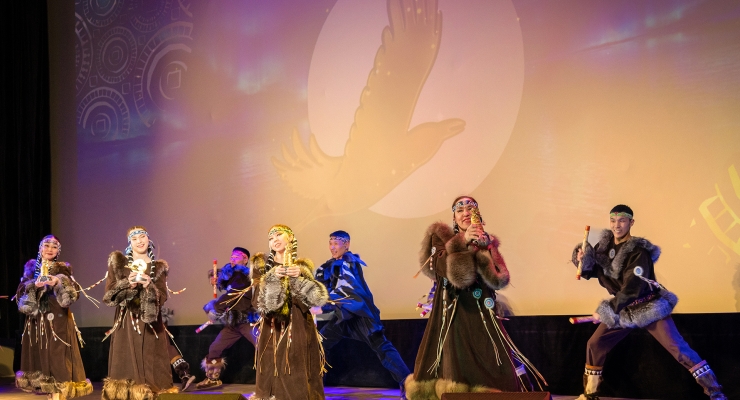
[195,247,257,390]
[572,205,726,399]
[315,231,410,396]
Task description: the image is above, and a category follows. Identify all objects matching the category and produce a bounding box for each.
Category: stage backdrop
[55,0,740,327]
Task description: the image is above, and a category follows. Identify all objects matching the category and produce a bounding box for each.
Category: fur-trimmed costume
[250,253,329,400]
[196,263,258,389]
[406,223,542,400]
[15,260,92,399]
[572,229,725,399]
[102,251,175,399]
[315,251,410,386]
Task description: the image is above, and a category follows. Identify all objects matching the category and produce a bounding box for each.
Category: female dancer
[250,224,328,400]
[15,235,92,400]
[102,226,175,399]
[405,196,545,399]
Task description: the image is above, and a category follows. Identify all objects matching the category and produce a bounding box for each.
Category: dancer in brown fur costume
[571,205,726,400]
[102,226,176,399]
[15,235,92,400]
[250,224,329,400]
[405,197,545,400]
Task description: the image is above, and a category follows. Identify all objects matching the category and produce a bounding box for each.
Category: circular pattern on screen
[133,22,192,127]
[96,27,138,84]
[81,0,125,28]
[75,13,93,94]
[130,0,172,33]
[76,87,130,141]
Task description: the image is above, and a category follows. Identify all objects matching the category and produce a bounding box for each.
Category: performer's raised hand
[576,248,584,263]
[274,265,301,278]
[464,223,484,244]
[209,276,217,286]
[591,313,600,324]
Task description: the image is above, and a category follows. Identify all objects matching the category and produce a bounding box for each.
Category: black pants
[321,316,410,384]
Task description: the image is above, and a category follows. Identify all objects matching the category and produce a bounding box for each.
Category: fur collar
[219,263,250,282]
[595,229,661,279]
[107,250,169,281]
[419,222,455,265]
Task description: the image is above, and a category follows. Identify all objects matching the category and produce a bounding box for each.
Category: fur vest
[572,229,677,329]
[250,252,328,320]
[17,259,78,316]
[103,251,169,324]
[419,222,510,290]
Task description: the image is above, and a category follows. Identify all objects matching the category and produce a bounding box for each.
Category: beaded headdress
[34,235,61,279]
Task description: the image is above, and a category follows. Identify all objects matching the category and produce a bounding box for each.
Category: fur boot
[195,357,226,390]
[15,371,35,393]
[172,356,195,391]
[575,368,602,400]
[691,361,727,400]
[102,377,134,400]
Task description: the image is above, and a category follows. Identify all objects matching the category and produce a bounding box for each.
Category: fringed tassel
[103,308,125,342]
[71,274,103,308]
[47,318,72,347]
[429,284,457,376]
[70,312,85,348]
[488,308,547,390]
[476,299,501,366]
[166,282,187,295]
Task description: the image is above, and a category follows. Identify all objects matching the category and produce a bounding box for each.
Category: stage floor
[0,380,650,400]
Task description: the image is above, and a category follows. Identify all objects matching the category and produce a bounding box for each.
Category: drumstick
[213,259,218,298]
[195,320,213,333]
[576,226,590,280]
[569,316,597,324]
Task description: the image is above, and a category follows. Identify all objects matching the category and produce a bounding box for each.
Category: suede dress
[250,254,328,400]
[102,251,174,399]
[15,260,92,399]
[406,223,529,399]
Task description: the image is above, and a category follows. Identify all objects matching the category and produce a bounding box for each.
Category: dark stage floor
[0,379,648,400]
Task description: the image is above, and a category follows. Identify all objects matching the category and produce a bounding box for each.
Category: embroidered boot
[195,357,225,390]
[172,356,196,391]
[691,361,727,400]
[575,367,602,400]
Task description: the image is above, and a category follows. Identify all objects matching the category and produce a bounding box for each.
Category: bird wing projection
[273,0,465,222]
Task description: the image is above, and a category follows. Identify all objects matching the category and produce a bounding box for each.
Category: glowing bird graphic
[272,0,465,227]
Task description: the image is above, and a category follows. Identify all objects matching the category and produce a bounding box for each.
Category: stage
[0,379,647,400]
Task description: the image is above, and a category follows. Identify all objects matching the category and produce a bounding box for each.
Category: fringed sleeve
[17,281,40,316]
[102,251,137,308]
[476,235,510,290]
[139,260,168,324]
[53,274,79,308]
[290,258,328,311]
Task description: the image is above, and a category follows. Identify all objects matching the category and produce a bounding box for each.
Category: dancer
[102,226,176,399]
[315,230,410,395]
[196,246,258,390]
[250,224,328,400]
[405,196,544,400]
[15,235,92,400]
[571,204,726,399]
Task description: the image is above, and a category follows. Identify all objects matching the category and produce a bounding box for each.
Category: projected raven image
[272,0,465,226]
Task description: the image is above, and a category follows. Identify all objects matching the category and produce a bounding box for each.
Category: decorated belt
[627,293,656,307]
